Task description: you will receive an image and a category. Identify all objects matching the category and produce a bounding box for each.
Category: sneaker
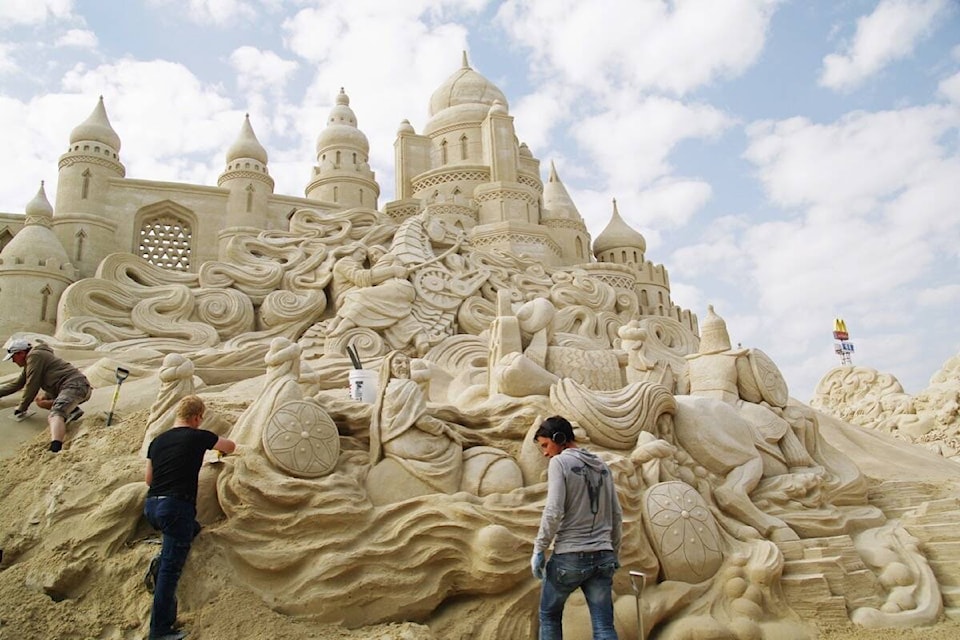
[67,407,84,424]
[144,553,160,593]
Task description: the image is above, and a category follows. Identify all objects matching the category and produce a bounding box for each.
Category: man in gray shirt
[531,415,622,640]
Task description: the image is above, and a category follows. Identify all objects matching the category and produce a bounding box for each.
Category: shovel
[105,367,131,426]
[629,570,651,640]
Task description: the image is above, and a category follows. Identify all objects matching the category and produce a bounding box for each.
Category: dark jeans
[144,496,200,639]
[539,550,618,640]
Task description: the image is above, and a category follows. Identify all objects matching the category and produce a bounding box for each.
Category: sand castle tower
[53,96,125,279]
[592,199,698,331]
[218,114,275,230]
[541,161,591,264]
[305,88,379,210]
[389,53,574,264]
[0,182,78,337]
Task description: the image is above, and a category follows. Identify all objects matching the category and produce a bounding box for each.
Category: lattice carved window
[139,215,193,271]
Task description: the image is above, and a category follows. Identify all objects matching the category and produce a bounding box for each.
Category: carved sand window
[440,139,448,164]
[39,284,52,322]
[139,214,192,271]
[81,169,91,199]
[460,135,468,160]
[245,184,254,212]
[74,228,86,262]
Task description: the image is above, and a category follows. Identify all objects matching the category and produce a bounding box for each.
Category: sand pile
[0,407,437,640]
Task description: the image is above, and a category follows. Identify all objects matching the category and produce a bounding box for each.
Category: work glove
[531,551,545,580]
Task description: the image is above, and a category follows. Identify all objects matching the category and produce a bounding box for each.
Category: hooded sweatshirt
[534,447,623,555]
[0,344,89,413]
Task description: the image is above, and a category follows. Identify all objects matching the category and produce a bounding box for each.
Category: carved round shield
[262,400,340,478]
[642,481,723,583]
[748,349,789,408]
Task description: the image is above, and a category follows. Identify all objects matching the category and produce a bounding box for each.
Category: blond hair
[175,395,205,423]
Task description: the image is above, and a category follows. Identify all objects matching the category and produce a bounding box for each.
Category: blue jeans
[144,496,200,639]
[539,550,618,640]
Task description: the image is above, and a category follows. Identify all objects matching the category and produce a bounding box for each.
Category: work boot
[144,553,160,592]
[67,407,84,424]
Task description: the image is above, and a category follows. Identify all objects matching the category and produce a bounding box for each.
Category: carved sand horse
[669,395,801,542]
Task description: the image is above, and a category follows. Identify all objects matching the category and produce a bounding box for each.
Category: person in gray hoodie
[1,339,91,452]
[531,415,622,640]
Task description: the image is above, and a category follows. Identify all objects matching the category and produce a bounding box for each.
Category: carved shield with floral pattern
[262,400,340,478]
[642,481,723,583]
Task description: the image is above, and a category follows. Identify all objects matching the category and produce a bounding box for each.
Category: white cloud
[0,43,17,74]
[917,284,960,307]
[146,0,257,25]
[60,60,240,181]
[55,28,98,49]
[574,95,732,191]
[939,71,960,104]
[820,0,951,91]
[744,106,960,212]
[229,46,298,93]
[0,0,74,25]
[496,0,780,95]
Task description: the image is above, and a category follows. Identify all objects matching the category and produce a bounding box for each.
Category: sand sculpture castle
[1,55,960,639]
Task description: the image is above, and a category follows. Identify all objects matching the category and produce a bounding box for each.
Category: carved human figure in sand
[686,305,815,473]
[326,243,431,356]
[366,350,522,505]
[367,350,465,504]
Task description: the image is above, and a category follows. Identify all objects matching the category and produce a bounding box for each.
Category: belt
[149,494,193,502]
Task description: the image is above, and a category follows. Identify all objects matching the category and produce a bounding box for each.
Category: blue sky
[0,0,958,400]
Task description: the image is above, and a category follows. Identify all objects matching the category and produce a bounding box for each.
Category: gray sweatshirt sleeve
[533,456,566,553]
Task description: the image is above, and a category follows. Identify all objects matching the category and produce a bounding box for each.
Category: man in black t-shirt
[144,395,235,640]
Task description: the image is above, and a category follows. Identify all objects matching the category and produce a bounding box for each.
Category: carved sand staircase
[869,479,960,620]
[777,534,882,626]
[899,496,960,620]
[775,479,960,623]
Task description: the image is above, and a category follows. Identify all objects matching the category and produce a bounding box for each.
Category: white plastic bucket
[348,369,378,403]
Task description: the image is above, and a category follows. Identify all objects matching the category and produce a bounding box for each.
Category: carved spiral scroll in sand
[642,480,723,584]
[262,400,340,478]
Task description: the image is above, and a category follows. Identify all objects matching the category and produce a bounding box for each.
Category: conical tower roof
[542,161,583,221]
[593,199,646,256]
[69,96,121,151]
[1,182,69,264]
[226,114,268,164]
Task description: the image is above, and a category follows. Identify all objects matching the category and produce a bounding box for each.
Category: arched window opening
[245,184,255,213]
[440,139,448,164]
[460,135,468,160]
[335,151,341,166]
[333,186,339,203]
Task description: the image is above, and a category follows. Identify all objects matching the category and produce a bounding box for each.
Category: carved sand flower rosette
[642,481,723,583]
[262,400,340,478]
